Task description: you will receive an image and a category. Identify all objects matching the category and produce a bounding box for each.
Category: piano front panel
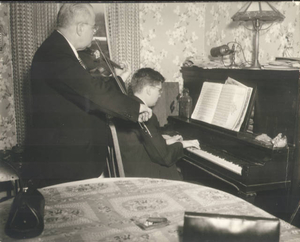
[183,150,291,194]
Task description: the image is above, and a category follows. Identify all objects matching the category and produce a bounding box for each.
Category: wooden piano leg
[238,191,257,204]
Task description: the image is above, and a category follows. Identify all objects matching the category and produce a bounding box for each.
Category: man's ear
[145,86,152,96]
[76,22,84,36]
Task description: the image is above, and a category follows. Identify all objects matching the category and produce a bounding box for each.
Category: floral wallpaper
[0,2,299,149]
[139,1,300,91]
[0,3,16,151]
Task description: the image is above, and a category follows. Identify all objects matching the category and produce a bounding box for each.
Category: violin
[78,40,152,137]
[78,41,123,78]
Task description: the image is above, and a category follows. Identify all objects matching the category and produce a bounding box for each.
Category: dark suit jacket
[24,30,140,187]
[115,96,184,180]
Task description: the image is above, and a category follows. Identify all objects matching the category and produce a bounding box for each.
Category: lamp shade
[0,161,19,181]
[232,2,285,22]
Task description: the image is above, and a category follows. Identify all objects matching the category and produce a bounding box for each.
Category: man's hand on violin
[115,61,132,82]
[138,104,152,122]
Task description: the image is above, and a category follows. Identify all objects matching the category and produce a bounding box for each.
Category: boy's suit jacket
[115,96,184,180]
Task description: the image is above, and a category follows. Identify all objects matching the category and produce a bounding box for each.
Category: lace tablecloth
[1,177,300,241]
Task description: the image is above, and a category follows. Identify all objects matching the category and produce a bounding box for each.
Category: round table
[1,177,300,241]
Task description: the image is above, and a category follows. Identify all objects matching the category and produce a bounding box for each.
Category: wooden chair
[106,120,125,178]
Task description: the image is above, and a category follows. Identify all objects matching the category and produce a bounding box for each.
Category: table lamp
[210,44,236,67]
[0,161,19,181]
[210,45,234,57]
[1,157,45,239]
[231,2,285,69]
[0,160,20,201]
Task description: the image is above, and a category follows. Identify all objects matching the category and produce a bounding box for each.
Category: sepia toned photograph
[0,1,300,241]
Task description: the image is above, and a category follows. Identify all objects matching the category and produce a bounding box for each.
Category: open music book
[191,77,253,131]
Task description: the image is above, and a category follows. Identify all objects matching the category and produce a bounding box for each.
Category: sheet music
[191,82,223,123]
[224,77,253,131]
[191,79,252,131]
[211,85,246,130]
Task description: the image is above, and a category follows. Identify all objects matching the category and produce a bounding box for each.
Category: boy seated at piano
[114,67,200,180]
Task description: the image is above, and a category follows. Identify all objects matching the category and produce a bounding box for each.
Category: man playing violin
[24,3,152,188]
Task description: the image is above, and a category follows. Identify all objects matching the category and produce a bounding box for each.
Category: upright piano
[167,67,300,205]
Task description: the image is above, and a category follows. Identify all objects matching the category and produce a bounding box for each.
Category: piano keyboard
[186,147,243,176]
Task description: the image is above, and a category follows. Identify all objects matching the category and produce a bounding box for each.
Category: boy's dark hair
[130,68,165,94]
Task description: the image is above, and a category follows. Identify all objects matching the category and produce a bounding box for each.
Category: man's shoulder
[33,31,71,61]
[37,31,66,52]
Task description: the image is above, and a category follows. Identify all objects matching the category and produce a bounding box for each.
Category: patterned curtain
[105,3,140,88]
[10,3,58,146]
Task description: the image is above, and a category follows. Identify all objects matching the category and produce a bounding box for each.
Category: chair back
[106,119,125,177]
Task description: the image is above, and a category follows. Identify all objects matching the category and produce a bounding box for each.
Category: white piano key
[186,147,242,176]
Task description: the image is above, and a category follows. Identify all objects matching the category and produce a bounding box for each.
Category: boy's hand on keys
[181,140,200,149]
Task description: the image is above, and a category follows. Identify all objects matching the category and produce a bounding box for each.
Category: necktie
[78,57,86,69]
